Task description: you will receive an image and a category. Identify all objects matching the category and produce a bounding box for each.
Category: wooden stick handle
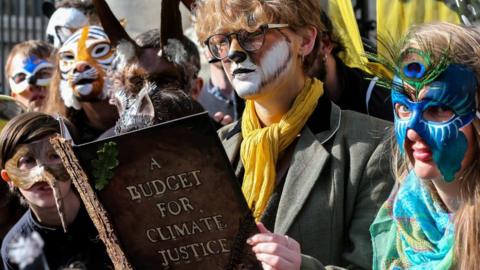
[50,136,133,270]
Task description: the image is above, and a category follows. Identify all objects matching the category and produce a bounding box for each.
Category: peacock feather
[366,33,452,100]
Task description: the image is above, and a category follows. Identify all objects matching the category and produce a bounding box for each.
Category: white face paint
[230,39,291,98]
[9,56,54,94]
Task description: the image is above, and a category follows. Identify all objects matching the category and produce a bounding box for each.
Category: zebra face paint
[392,64,477,181]
[9,56,54,95]
[58,26,114,110]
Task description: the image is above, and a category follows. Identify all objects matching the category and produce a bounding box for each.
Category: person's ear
[191,77,204,101]
[300,25,318,57]
[319,33,334,55]
[1,169,11,182]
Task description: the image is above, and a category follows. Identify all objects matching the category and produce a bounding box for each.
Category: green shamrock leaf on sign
[91,141,119,190]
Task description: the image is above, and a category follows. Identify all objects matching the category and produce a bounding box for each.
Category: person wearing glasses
[5,40,55,112]
[194,0,393,269]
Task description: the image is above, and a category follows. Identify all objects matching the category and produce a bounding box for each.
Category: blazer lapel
[274,127,330,234]
[274,103,341,234]
[222,131,245,177]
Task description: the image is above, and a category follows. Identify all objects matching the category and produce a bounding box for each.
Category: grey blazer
[218,98,394,270]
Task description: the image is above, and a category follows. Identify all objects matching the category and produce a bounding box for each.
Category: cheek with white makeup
[231,39,291,98]
[259,40,291,85]
[231,68,262,98]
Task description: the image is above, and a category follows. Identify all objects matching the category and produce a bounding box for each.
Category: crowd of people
[0,0,478,269]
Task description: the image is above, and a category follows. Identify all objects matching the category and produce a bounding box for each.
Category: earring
[322,54,327,64]
[299,53,305,63]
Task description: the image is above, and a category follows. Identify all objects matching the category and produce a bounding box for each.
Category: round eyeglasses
[204,24,289,60]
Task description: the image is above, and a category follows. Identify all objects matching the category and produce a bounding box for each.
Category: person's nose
[227,37,247,63]
[24,83,42,94]
[73,61,92,73]
[406,128,422,142]
[27,75,37,86]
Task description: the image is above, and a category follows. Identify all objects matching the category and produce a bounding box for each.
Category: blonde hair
[193,0,325,70]
[394,22,480,269]
[42,61,70,118]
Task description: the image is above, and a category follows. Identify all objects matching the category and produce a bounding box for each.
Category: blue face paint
[23,56,43,74]
[9,56,54,94]
[392,64,477,182]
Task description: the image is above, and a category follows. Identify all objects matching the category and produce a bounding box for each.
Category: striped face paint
[9,56,54,94]
[58,25,114,109]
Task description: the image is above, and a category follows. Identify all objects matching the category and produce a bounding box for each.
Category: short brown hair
[193,0,326,70]
[0,112,76,170]
[5,40,55,78]
[134,30,201,92]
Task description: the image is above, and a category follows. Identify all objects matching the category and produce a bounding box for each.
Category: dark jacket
[331,56,393,122]
[1,207,112,270]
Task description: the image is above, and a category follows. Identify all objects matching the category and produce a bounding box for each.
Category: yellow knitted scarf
[240,77,324,220]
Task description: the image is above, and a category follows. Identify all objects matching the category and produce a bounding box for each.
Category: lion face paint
[58,25,114,110]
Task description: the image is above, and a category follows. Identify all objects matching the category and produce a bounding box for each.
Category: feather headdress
[366,32,452,100]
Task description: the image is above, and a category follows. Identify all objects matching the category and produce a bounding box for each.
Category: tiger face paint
[58,25,114,110]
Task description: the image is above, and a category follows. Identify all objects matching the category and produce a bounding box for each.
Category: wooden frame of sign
[51,112,260,270]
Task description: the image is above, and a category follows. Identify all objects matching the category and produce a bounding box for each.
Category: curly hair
[193,0,326,70]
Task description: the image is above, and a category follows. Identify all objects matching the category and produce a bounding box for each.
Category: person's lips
[411,145,433,162]
[30,182,52,193]
[29,94,45,102]
[232,68,255,77]
[74,78,95,85]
